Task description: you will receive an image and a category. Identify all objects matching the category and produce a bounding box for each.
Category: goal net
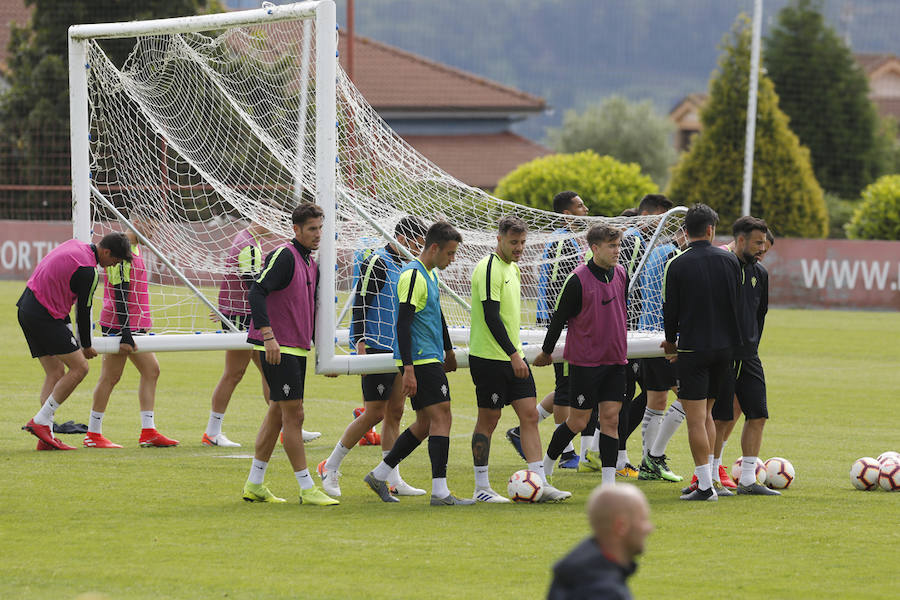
[69,1,685,373]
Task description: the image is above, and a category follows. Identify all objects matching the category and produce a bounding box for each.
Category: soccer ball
[731,458,767,486]
[508,469,544,503]
[850,457,880,490]
[877,451,900,465]
[764,457,795,489]
[878,459,900,492]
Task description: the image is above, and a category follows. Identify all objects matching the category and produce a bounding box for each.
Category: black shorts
[399,362,451,411]
[552,362,570,406]
[259,352,307,401]
[676,349,735,415]
[568,364,626,411]
[641,357,676,392]
[17,291,81,358]
[735,356,768,420]
[360,348,396,403]
[469,355,537,409]
[221,313,251,331]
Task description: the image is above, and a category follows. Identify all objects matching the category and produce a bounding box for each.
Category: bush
[823,193,857,239]
[846,175,900,240]
[493,151,658,216]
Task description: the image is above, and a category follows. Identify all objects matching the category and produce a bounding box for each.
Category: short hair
[732,215,768,239]
[586,223,622,247]
[637,194,673,215]
[292,202,324,226]
[552,191,580,214]
[424,221,463,249]
[498,215,527,236]
[766,230,775,245]
[395,215,428,240]
[99,232,133,262]
[683,203,719,238]
[620,207,638,217]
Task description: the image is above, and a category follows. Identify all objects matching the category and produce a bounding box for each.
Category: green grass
[2,279,898,599]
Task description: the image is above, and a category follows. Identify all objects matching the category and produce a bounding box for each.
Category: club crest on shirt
[751,276,758,287]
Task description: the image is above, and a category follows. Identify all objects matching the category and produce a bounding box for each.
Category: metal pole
[742,0,763,217]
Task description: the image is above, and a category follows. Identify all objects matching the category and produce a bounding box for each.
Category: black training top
[734,255,769,359]
[547,537,636,600]
[663,240,742,352]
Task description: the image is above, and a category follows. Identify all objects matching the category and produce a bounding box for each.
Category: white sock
[696,463,713,491]
[295,468,313,490]
[372,460,393,481]
[642,408,664,457]
[206,411,225,437]
[563,441,575,455]
[432,477,450,498]
[248,459,268,484]
[34,396,60,426]
[537,404,552,421]
[740,456,758,486]
[721,438,728,457]
[543,454,556,479]
[650,401,684,457]
[528,461,547,485]
[474,465,490,489]
[140,411,155,430]
[88,410,104,434]
[383,450,402,486]
[579,435,591,460]
[712,456,722,482]
[601,467,616,486]
[591,430,600,453]
[616,450,629,470]
[325,441,351,472]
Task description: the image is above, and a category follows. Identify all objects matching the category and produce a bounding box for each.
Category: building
[338,31,551,189]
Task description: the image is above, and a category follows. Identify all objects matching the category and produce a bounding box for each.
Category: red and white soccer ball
[731,458,767,486]
[878,459,900,492]
[508,469,544,503]
[877,451,900,465]
[764,457,795,489]
[850,457,881,491]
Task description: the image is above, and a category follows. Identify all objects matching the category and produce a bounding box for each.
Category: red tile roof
[339,31,545,113]
[856,53,897,74]
[0,0,31,71]
[401,132,552,189]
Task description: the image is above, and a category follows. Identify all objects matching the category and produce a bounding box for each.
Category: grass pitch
[1,279,898,599]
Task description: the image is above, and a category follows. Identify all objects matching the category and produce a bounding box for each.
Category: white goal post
[68,0,684,374]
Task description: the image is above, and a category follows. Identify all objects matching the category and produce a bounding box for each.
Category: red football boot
[139,428,179,447]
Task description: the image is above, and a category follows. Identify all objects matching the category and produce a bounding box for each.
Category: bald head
[586,484,653,565]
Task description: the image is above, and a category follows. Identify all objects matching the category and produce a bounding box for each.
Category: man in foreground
[547,483,653,600]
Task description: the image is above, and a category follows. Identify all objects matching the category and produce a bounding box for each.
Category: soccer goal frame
[68,1,337,356]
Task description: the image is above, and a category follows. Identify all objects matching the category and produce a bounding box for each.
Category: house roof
[338,31,546,113]
[855,53,899,74]
[401,132,552,189]
[0,0,31,71]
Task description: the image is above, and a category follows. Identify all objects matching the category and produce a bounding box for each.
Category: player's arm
[757,267,769,339]
[661,257,679,356]
[70,265,100,357]
[535,272,582,366]
[351,254,386,354]
[107,262,135,352]
[440,309,456,373]
[249,247,294,363]
[395,269,421,396]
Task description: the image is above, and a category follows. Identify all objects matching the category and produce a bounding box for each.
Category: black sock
[599,433,618,468]
[626,390,647,439]
[428,435,449,479]
[547,423,578,460]
[617,395,632,450]
[384,428,422,468]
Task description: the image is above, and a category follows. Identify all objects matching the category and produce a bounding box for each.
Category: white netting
[82,4,685,358]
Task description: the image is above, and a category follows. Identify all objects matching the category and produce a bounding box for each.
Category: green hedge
[846,175,900,240]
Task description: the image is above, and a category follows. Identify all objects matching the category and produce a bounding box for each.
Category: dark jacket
[547,538,636,600]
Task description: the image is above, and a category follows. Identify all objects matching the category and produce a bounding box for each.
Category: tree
[764,0,882,199]
[494,150,658,216]
[846,175,900,240]
[545,96,677,186]
[666,15,828,238]
[0,0,223,215]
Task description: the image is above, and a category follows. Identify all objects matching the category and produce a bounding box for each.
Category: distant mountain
[328,0,900,143]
